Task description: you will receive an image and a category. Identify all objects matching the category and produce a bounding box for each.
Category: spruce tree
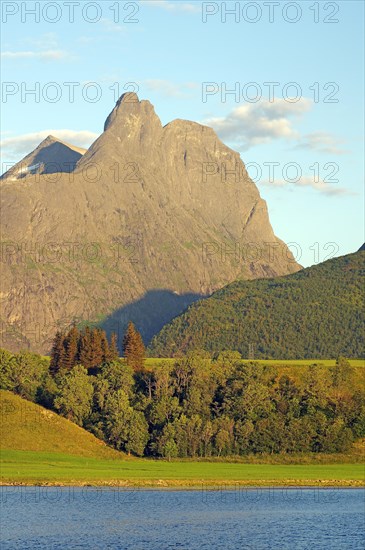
[122,322,145,370]
[50,330,66,376]
[91,328,103,368]
[109,332,119,361]
[100,330,110,363]
[63,325,79,372]
[79,326,93,370]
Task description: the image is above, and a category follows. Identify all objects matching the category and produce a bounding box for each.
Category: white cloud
[203,99,312,151]
[260,175,354,197]
[295,132,348,155]
[1,50,69,60]
[203,99,348,157]
[139,1,200,13]
[1,130,99,159]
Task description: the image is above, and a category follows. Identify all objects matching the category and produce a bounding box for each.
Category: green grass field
[40,357,364,367]
[1,450,364,487]
[144,358,365,369]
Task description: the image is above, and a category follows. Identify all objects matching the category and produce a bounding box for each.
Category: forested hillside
[149,250,364,359]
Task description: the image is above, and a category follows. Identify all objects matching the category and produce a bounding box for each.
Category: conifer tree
[79,326,93,370]
[90,328,103,368]
[63,325,79,372]
[100,330,110,363]
[109,332,119,362]
[50,330,66,376]
[122,322,145,370]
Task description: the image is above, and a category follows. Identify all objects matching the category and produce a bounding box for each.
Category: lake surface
[1,487,364,549]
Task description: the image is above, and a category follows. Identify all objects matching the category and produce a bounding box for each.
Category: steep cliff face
[0,93,300,352]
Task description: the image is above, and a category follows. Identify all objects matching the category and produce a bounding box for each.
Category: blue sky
[1,0,364,266]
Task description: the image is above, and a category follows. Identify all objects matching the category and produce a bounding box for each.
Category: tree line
[1,336,364,458]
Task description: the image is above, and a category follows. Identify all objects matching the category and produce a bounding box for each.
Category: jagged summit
[103,92,160,132]
[1,94,301,352]
[78,93,163,169]
[119,91,139,102]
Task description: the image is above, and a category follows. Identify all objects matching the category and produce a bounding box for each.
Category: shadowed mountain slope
[1,136,86,181]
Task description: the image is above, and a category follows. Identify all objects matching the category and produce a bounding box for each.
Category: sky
[1,0,364,267]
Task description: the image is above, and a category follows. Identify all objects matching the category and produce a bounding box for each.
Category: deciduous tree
[54,365,93,426]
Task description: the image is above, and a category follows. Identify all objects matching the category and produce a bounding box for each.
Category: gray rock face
[1,136,86,181]
[0,93,301,352]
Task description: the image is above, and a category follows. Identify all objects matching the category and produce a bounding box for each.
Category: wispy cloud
[139,1,200,13]
[99,18,127,33]
[76,36,95,45]
[25,32,59,50]
[3,34,74,61]
[295,132,349,155]
[1,50,69,61]
[203,99,312,151]
[1,130,98,159]
[144,79,198,97]
[260,176,354,197]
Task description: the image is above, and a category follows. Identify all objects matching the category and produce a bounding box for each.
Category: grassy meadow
[144,358,365,368]
[1,450,364,487]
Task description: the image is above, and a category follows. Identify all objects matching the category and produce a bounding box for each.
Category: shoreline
[1,479,364,488]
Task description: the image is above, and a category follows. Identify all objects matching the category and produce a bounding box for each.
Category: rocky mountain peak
[103,92,161,133]
[0,135,85,181]
[1,94,301,352]
[43,135,58,143]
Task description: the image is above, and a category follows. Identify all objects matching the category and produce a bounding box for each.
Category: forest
[1,322,364,459]
[148,250,364,358]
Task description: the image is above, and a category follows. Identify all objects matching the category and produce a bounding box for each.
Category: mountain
[0,92,300,353]
[148,249,365,359]
[1,135,86,181]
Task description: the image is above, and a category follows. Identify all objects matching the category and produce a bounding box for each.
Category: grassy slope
[0,390,120,459]
[148,250,365,358]
[1,391,364,487]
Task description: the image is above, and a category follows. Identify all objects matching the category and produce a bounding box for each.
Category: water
[1,487,364,549]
